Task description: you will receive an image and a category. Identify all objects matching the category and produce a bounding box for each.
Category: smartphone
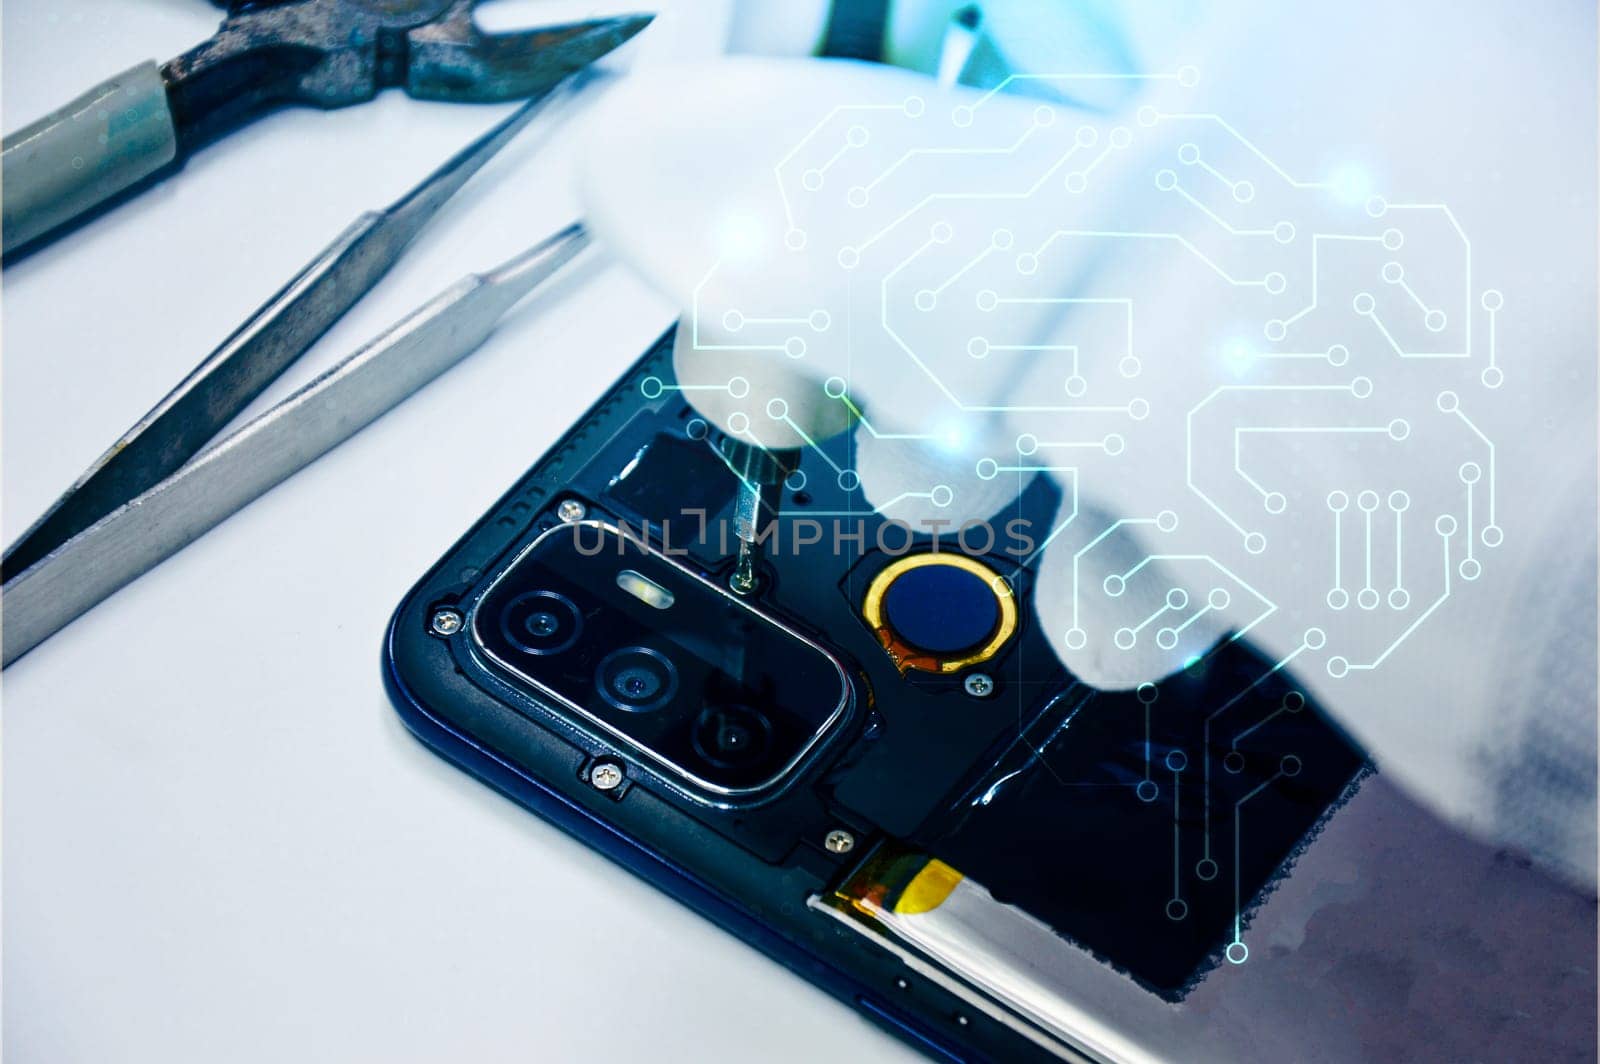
[382,327,1580,1062]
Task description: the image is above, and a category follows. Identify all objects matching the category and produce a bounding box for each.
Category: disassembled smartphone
[383,327,1369,1062]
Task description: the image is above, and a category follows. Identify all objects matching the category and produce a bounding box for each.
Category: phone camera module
[500,590,583,656]
[473,523,851,799]
[597,647,679,713]
[690,704,774,769]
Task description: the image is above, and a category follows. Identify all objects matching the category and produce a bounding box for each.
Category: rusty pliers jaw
[164,1,651,153]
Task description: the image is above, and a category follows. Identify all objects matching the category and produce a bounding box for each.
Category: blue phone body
[380,327,1009,1060]
[381,326,1362,1062]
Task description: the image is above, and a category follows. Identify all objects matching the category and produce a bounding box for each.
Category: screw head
[729,562,758,596]
[824,829,855,854]
[963,673,995,697]
[557,499,587,523]
[430,608,463,636]
[591,761,624,792]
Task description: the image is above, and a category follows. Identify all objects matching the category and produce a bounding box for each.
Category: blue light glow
[1328,163,1374,206]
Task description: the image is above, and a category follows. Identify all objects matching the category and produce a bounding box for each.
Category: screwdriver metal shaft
[720,439,798,595]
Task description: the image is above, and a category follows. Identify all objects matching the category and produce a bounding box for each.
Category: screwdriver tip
[731,539,759,595]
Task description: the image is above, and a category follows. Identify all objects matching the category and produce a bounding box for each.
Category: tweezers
[3,81,593,666]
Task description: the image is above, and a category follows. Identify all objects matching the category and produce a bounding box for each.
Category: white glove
[576,0,1597,887]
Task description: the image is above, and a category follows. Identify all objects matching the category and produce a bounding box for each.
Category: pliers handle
[0,3,649,257]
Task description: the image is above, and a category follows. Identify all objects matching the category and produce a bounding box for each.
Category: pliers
[0,1,650,256]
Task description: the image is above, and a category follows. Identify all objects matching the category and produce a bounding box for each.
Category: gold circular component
[860,553,1018,674]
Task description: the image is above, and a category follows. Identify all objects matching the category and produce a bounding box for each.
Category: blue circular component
[882,562,1000,654]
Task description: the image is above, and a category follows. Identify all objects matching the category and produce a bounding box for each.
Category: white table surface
[1,3,917,1060]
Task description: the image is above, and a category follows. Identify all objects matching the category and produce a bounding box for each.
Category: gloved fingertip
[1029,505,1233,691]
[853,426,1031,529]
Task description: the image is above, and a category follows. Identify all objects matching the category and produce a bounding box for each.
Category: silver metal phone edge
[806,896,1105,1064]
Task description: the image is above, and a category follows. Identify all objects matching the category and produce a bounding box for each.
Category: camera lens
[499,591,582,656]
[690,704,774,769]
[596,647,679,713]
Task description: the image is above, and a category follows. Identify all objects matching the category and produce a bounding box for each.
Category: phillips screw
[963,673,995,698]
[590,761,625,792]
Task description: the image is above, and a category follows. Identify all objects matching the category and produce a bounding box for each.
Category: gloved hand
[575,0,1596,887]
